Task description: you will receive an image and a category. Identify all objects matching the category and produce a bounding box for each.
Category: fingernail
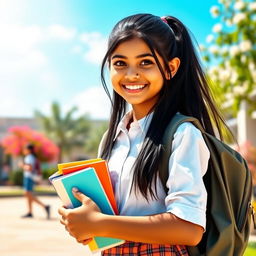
[72,187,78,192]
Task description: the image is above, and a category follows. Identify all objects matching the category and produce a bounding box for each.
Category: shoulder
[174,121,203,140]
[172,121,210,162]
[24,154,36,164]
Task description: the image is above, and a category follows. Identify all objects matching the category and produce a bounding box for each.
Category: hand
[58,187,103,242]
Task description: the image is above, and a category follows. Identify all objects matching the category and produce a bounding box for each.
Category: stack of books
[49,158,124,253]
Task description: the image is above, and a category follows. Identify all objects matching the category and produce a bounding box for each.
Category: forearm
[23,164,32,171]
[98,212,203,246]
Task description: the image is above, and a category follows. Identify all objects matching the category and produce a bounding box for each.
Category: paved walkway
[1,196,255,256]
[0,196,100,256]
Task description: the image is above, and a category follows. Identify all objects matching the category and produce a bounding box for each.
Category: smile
[122,84,147,91]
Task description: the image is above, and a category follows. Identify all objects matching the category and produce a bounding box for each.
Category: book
[61,159,118,214]
[58,158,102,173]
[50,163,124,253]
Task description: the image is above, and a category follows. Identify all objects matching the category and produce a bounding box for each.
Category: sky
[0,0,219,120]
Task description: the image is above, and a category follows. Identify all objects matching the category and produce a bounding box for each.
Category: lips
[122,84,147,91]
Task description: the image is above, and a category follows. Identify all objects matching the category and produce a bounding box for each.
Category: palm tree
[85,121,108,157]
[35,102,91,162]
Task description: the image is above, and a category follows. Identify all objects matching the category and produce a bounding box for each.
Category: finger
[60,218,66,226]
[82,238,93,245]
[77,238,93,245]
[72,187,89,203]
[58,206,68,217]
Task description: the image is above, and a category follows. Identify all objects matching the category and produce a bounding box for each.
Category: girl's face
[109,37,166,119]
[23,147,30,156]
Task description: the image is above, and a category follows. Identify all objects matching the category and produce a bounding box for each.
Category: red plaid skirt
[102,241,189,255]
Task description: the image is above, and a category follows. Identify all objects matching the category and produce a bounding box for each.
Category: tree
[35,102,91,162]
[201,0,256,115]
[1,126,59,162]
[85,121,108,157]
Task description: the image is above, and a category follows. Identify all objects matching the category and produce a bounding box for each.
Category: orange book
[61,159,118,215]
[58,158,102,174]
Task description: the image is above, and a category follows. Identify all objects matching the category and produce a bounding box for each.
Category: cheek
[145,69,164,85]
[110,69,122,87]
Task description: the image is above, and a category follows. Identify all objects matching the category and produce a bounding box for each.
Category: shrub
[42,167,58,180]
[9,169,23,186]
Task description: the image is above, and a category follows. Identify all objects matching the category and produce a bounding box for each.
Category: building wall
[0,117,39,140]
[237,100,256,145]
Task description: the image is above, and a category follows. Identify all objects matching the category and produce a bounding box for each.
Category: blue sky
[0,0,219,120]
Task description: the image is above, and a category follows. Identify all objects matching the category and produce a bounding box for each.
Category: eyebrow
[111,53,154,59]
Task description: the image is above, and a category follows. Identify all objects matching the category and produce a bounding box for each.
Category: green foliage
[85,121,108,157]
[35,101,91,162]
[244,242,256,255]
[203,0,256,116]
[42,167,58,180]
[9,169,23,186]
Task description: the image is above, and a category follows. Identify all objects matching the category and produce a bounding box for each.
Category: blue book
[50,167,124,252]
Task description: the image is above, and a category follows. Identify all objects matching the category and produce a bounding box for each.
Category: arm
[101,211,203,246]
[19,155,34,172]
[58,188,203,246]
[19,161,33,172]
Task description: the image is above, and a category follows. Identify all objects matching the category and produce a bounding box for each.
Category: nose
[125,67,140,80]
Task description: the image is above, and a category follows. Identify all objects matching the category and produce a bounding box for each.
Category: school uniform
[101,111,210,256]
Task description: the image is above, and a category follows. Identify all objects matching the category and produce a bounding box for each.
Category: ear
[165,57,180,80]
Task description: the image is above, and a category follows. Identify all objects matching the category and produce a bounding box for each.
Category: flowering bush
[1,126,59,162]
[201,0,256,114]
[235,141,256,186]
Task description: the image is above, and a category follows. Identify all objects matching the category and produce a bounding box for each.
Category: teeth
[124,84,146,90]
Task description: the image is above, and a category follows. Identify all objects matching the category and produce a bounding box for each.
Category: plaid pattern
[102,241,189,256]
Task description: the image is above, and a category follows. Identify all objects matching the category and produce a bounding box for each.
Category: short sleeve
[165,122,210,229]
[24,155,36,167]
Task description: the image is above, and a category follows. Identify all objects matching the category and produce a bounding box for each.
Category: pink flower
[0,126,59,162]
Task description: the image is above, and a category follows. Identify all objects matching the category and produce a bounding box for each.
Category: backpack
[32,158,42,183]
[159,114,255,256]
[35,158,42,176]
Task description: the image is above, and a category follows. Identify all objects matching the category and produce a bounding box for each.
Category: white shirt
[102,111,210,229]
[23,154,36,178]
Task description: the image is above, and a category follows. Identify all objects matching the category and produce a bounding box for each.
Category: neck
[132,105,151,120]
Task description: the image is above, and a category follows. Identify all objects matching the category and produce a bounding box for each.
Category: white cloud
[65,86,112,120]
[0,24,48,75]
[0,21,107,119]
[0,24,44,55]
[80,32,107,65]
[47,24,77,40]
[0,85,34,117]
[71,45,83,54]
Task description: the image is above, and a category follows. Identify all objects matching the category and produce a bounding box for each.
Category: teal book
[50,167,124,252]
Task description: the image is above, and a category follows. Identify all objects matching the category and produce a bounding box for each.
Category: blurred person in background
[20,143,50,219]
[0,162,10,185]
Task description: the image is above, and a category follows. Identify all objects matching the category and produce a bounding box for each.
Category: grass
[244,242,256,256]
[0,185,56,197]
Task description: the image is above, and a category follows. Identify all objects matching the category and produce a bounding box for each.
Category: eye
[140,59,154,66]
[113,60,126,67]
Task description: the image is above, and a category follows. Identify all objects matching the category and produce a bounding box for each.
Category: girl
[58,14,229,255]
[20,143,50,219]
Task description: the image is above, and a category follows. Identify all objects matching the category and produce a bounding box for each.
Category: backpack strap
[159,114,205,194]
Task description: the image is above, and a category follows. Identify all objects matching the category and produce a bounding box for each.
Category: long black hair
[100,13,229,200]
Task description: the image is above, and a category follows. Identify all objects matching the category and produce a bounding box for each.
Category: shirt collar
[114,110,153,141]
